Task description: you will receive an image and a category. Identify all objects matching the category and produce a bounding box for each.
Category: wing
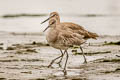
[60,22,98,39]
[57,30,86,46]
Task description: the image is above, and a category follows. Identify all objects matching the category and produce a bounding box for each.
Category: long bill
[43,26,50,32]
[41,17,50,24]
[41,15,54,24]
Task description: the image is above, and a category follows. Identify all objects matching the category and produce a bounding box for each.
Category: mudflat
[0,33,120,80]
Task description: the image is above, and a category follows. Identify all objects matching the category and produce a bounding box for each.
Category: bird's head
[43,19,57,32]
[41,12,60,24]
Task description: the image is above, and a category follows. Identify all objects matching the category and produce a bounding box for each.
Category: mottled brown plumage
[41,12,98,75]
[58,22,98,39]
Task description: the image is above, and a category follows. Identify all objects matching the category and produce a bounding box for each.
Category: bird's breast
[46,28,68,50]
[46,28,58,43]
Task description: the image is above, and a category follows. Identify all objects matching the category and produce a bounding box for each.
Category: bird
[41,12,98,75]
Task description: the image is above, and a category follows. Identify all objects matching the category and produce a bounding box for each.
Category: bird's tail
[87,31,99,39]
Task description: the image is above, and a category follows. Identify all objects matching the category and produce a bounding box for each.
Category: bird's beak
[41,15,55,32]
[43,26,50,32]
[41,17,50,24]
[41,15,54,24]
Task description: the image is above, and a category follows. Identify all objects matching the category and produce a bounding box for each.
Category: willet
[41,12,98,75]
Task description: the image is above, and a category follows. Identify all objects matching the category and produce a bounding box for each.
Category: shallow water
[0,0,120,35]
[0,0,120,15]
[0,35,120,80]
[0,16,120,35]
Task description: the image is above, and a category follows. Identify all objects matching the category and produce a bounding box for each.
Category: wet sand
[0,33,120,80]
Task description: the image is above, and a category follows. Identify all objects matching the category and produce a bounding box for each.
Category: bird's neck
[57,17,60,24]
[50,24,56,29]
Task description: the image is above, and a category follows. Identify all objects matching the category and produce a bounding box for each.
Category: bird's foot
[48,60,55,68]
[83,60,87,64]
[48,63,52,68]
[63,69,67,75]
[48,65,54,68]
[47,65,51,68]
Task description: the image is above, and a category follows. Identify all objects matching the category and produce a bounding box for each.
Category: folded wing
[57,30,86,46]
[61,22,99,39]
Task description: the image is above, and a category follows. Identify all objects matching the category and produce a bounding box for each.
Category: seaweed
[101,68,120,74]
[0,43,3,45]
[26,49,37,53]
[0,47,3,50]
[29,78,45,80]
[0,59,19,62]
[6,47,16,50]
[102,58,120,62]
[73,51,111,56]
[16,48,37,54]
[21,59,43,62]
[2,13,47,18]
[104,41,120,45]
[21,71,32,74]
[31,41,49,46]
[0,78,6,80]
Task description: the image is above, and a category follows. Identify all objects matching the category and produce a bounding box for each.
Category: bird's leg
[57,50,66,67]
[48,50,64,68]
[63,50,69,75]
[80,46,87,63]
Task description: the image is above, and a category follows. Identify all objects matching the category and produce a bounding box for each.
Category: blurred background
[0,0,120,35]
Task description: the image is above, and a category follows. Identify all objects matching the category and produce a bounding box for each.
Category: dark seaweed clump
[102,58,120,62]
[0,47,3,50]
[0,43,3,45]
[31,41,49,46]
[104,41,120,45]
[2,13,47,18]
[6,47,16,50]
[73,51,111,56]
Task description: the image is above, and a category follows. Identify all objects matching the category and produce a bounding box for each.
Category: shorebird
[41,12,98,75]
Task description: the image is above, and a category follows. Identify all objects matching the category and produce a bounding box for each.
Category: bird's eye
[50,21,55,25]
[51,14,56,17]
[52,21,55,24]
